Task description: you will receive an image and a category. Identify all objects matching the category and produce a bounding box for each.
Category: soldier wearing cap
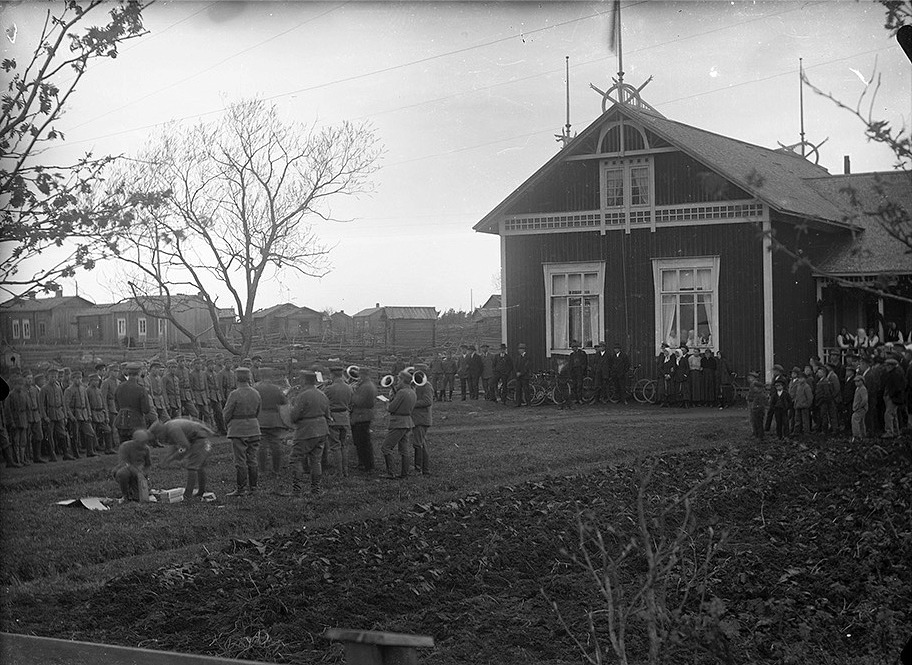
[322,364,353,478]
[514,343,532,406]
[164,360,182,419]
[86,372,115,454]
[430,352,446,402]
[411,365,433,475]
[23,371,47,463]
[6,375,29,464]
[492,343,513,404]
[39,367,67,460]
[254,367,290,479]
[64,369,97,457]
[176,356,198,419]
[114,362,153,443]
[219,357,238,409]
[147,361,170,428]
[206,358,226,435]
[441,349,457,402]
[250,355,263,384]
[223,366,262,497]
[288,370,333,496]
[190,358,211,428]
[350,366,377,472]
[113,429,153,502]
[153,418,216,501]
[98,363,119,446]
[381,369,417,479]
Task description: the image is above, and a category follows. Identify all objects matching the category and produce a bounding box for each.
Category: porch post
[816,279,824,361]
[762,221,774,382]
[500,230,508,346]
[877,293,885,339]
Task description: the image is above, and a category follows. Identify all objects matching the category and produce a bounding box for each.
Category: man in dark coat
[381,370,417,479]
[457,346,471,401]
[480,345,496,400]
[568,340,588,405]
[468,346,483,399]
[254,368,290,479]
[289,370,333,496]
[350,367,378,472]
[114,363,152,443]
[39,367,67,460]
[514,343,532,407]
[492,343,513,404]
[411,366,433,474]
[64,369,97,458]
[223,367,262,497]
[609,342,631,405]
[322,365,353,477]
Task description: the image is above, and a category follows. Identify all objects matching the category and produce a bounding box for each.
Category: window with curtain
[545,263,604,354]
[654,260,718,351]
[117,318,126,337]
[22,319,30,339]
[602,157,652,210]
[138,318,147,336]
[11,320,20,339]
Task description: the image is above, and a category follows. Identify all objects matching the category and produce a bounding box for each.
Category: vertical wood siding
[510,161,600,214]
[505,224,765,376]
[654,152,751,205]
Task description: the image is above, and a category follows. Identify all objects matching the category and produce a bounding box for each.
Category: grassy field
[1,400,739,593]
[2,400,909,664]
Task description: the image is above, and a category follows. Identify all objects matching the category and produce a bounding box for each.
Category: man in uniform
[63,369,98,458]
[350,367,377,472]
[98,363,120,446]
[411,366,433,475]
[250,355,263,384]
[223,366,262,497]
[288,370,333,497]
[24,372,47,463]
[568,340,588,405]
[514,343,532,407]
[113,429,153,502]
[190,358,211,427]
[176,355,198,419]
[86,372,115,454]
[609,342,631,405]
[39,367,68,460]
[430,352,446,402]
[442,349,457,402]
[468,345,483,400]
[164,359,182,418]
[381,370,417,479]
[148,361,170,426]
[114,362,152,443]
[254,368,289,479]
[480,344,495,400]
[219,357,238,411]
[457,345,471,401]
[207,358,226,435]
[153,418,216,501]
[592,342,610,404]
[323,364,353,478]
[6,375,29,465]
[492,343,513,404]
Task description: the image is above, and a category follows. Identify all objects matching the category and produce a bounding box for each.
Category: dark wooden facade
[0,295,94,346]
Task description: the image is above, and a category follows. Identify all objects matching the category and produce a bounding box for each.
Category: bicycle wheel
[642,379,657,404]
[633,378,650,403]
[504,379,517,403]
[550,385,567,406]
[581,377,598,404]
[608,383,621,404]
[531,385,547,406]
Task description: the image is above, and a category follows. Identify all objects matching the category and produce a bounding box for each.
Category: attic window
[599,121,649,154]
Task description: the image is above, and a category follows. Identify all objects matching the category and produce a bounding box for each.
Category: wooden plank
[0,633,278,665]
[324,629,434,648]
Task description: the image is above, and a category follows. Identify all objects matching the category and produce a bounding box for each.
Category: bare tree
[105,98,382,357]
[0,0,150,298]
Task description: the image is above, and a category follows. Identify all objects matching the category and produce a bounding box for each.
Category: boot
[226,467,247,497]
[196,468,207,497]
[400,454,409,479]
[384,453,397,479]
[290,469,303,497]
[421,448,429,475]
[248,466,258,494]
[413,447,422,474]
[340,444,350,478]
[183,470,198,501]
[3,447,21,468]
[85,430,98,458]
[310,473,323,496]
[32,436,47,463]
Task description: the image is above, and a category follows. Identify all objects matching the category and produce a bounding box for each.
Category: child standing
[746,371,767,439]
[765,378,793,440]
[851,374,869,442]
[791,371,813,436]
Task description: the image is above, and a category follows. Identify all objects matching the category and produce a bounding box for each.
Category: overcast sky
[4,0,910,314]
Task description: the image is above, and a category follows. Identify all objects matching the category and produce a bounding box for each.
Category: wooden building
[329,310,353,338]
[75,295,233,347]
[474,100,912,378]
[352,304,438,349]
[252,303,325,342]
[472,294,503,349]
[0,294,94,346]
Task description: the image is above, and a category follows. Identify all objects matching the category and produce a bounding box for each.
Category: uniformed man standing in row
[288,370,332,497]
[148,361,170,425]
[568,340,588,405]
[164,360,182,418]
[254,368,289,480]
[86,372,115,454]
[176,356,197,419]
[323,364,352,478]
[114,362,152,443]
[64,369,97,458]
[381,370,417,479]
[350,367,377,472]
[24,371,47,463]
[224,367,262,497]
[39,367,68,460]
[411,367,433,475]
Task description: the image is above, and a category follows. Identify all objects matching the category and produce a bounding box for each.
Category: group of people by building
[654,344,737,408]
[744,343,911,442]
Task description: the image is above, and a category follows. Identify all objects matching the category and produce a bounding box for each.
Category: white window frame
[543,261,605,358]
[11,319,20,339]
[158,318,165,336]
[21,319,30,339]
[138,317,147,337]
[117,317,127,337]
[652,256,721,353]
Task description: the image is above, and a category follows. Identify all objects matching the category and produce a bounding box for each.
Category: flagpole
[799,57,806,157]
[616,0,624,102]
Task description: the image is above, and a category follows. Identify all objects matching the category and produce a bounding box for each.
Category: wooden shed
[253,303,324,342]
[472,294,503,348]
[0,294,94,346]
[353,304,438,349]
[474,99,912,379]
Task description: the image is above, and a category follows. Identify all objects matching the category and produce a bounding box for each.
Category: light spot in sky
[709,66,720,78]
[5,23,15,44]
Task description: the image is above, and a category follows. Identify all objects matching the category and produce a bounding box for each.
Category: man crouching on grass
[114,429,152,502]
[150,418,216,502]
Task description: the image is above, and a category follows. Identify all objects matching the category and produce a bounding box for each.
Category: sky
[2,0,910,315]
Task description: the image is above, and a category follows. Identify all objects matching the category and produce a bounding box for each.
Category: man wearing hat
[882,356,905,439]
[223,366,262,497]
[254,368,290,480]
[23,371,48,463]
[206,358,226,435]
[765,377,792,440]
[114,362,152,444]
[176,356,198,419]
[381,369,417,479]
[190,358,211,429]
[456,346,470,401]
[442,349,457,402]
[514,343,532,407]
[64,369,98,457]
[98,363,119,445]
[468,345,483,400]
[430,352,446,402]
[288,370,333,496]
[849,373,869,442]
[410,364,433,474]
[164,360,182,419]
[492,343,513,404]
[148,361,170,427]
[592,342,609,404]
[568,340,588,405]
[322,364,353,477]
[39,367,68,460]
[250,355,263,384]
[609,342,631,406]
[350,367,378,472]
[480,345,495,401]
[86,372,115,454]
[746,371,767,439]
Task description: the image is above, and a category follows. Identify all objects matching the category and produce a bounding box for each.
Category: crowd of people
[744,344,911,442]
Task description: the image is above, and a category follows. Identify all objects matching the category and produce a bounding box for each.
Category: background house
[472,294,503,349]
[353,304,438,349]
[0,293,95,345]
[329,310,353,337]
[252,303,324,342]
[474,99,912,379]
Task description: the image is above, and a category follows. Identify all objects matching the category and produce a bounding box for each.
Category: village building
[329,310,353,338]
[352,304,438,349]
[472,294,503,349]
[474,93,912,379]
[252,303,325,342]
[0,293,95,345]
